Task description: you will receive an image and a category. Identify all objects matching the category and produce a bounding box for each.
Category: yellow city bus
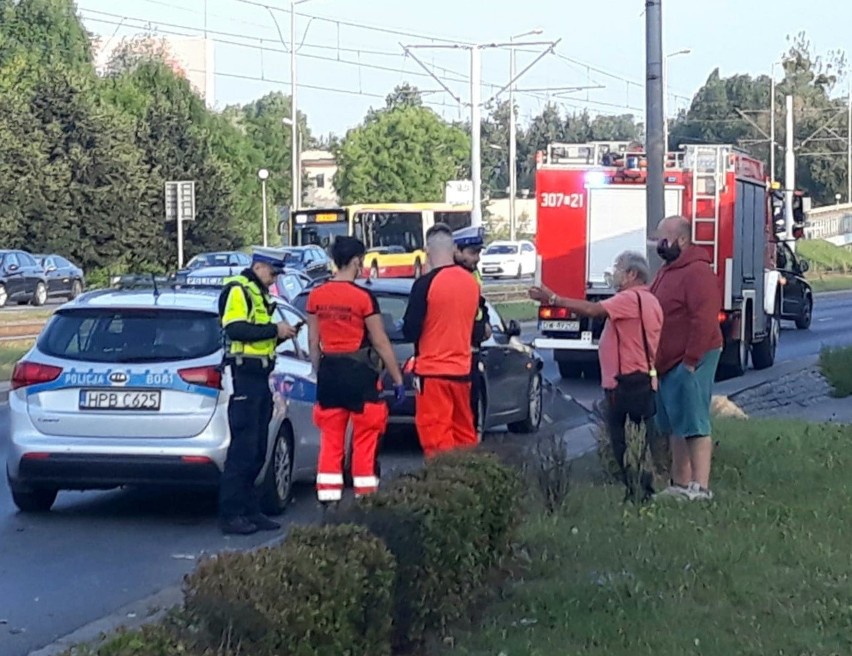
[280,203,473,278]
[354,203,474,278]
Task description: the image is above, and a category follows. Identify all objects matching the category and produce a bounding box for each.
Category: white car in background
[479,240,537,279]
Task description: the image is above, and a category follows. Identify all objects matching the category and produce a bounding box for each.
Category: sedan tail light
[179,366,222,389]
[11,362,63,390]
[539,306,573,320]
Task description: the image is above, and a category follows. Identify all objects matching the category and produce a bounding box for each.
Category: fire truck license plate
[541,320,579,332]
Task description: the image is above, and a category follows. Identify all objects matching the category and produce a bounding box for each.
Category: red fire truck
[533,140,787,380]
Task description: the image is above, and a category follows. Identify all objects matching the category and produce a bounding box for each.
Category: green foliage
[334,85,470,204]
[335,449,522,649]
[669,33,848,204]
[184,523,396,656]
[819,345,852,397]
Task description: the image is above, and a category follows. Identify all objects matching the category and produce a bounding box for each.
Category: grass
[439,418,852,656]
[808,274,852,293]
[494,301,538,323]
[819,345,852,398]
[0,307,55,323]
[0,339,34,381]
[798,239,852,274]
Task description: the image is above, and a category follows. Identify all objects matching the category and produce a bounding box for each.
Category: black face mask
[656,238,682,263]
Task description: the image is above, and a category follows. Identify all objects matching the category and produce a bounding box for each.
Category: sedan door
[521,242,537,276]
[481,305,533,426]
[43,257,69,296]
[3,253,25,300]
[270,304,320,480]
[778,243,804,319]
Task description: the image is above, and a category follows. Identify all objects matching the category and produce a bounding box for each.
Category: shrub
[529,434,574,513]
[60,624,209,656]
[422,449,523,562]
[183,523,396,656]
[336,473,485,649]
[819,345,852,397]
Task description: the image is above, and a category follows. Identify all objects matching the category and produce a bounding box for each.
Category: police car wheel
[261,427,294,516]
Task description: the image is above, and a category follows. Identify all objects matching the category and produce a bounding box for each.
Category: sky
[74,0,852,138]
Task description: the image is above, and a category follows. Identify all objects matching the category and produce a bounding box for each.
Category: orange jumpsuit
[402,265,480,457]
[307,281,388,501]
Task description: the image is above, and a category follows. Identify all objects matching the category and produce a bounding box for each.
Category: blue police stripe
[25,368,220,399]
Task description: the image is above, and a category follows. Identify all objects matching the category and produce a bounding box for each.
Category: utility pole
[470,46,482,227]
[645,0,665,270]
[784,94,796,252]
[847,87,851,202]
[290,0,300,212]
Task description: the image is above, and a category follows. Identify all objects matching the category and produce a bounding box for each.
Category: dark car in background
[35,254,85,300]
[292,278,543,437]
[281,246,333,281]
[776,241,814,329]
[0,249,48,308]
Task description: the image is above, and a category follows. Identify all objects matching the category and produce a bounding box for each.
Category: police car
[6,286,321,514]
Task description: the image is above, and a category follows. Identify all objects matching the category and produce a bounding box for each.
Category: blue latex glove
[393,383,406,407]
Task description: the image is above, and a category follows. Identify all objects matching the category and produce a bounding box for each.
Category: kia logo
[108,372,129,385]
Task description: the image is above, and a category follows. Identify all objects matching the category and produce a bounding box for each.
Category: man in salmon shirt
[529,251,662,499]
[650,215,723,502]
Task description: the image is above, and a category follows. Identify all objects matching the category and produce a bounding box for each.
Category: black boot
[247,514,281,531]
[220,516,259,536]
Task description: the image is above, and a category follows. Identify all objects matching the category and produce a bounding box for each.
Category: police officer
[452,226,491,435]
[218,247,297,536]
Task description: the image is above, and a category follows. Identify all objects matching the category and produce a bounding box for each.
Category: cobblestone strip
[731,367,833,416]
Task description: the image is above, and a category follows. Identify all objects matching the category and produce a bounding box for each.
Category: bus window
[434,210,472,232]
[361,212,424,253]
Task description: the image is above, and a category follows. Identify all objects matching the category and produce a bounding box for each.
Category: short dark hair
[330,236,366,269]
[425,222,452,240]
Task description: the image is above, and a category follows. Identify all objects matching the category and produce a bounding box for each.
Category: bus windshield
[291,209,349,247]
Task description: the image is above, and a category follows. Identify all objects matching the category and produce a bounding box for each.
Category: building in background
[301,150,339,208]
[91,34,215,108]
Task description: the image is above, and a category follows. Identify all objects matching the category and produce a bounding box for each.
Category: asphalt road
[0,391,587,656]
[548,290,852,410]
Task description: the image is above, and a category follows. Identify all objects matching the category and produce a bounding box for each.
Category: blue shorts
[655,348,721,439]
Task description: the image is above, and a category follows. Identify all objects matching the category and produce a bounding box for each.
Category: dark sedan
[0,249,48,308]
[280,246,333,281]
[776,241,814,329]
[34,254,85,300]
[293,278,543,436]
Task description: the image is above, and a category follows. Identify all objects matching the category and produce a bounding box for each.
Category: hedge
[184,523,396,656]
[64,449,523,656]
[334,449,523,649]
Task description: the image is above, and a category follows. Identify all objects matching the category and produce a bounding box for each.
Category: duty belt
[226,354,274,369]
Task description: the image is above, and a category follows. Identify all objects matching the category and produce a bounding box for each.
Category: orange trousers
[313,402,388,502]
[415,378,478,458]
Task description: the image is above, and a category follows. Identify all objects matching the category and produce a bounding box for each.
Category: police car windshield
[38,309,222,363]
[485,244,518,255]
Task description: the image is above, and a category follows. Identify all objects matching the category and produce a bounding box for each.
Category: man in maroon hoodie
[650,215,723,501]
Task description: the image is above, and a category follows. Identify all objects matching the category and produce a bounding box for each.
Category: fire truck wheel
[558,362,583,379]
[795,296,813,330]
[751,317,778,370]
[719,338,749,379]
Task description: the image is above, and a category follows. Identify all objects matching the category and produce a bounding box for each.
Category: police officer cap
[251,246,287,273]
[453,226,485,250]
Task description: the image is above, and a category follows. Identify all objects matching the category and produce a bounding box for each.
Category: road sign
[165,181,196,222]
[445,180,473,205]
[165,180,196,269]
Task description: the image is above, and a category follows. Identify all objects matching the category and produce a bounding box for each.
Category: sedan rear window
[485,244,518,255]
[38,309,222,363]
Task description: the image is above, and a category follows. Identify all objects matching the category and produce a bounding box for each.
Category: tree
[334,97,469,204]
[668,33,848,204]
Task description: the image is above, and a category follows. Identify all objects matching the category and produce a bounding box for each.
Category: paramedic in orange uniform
[402,223,481,457]
[306,237,405,505]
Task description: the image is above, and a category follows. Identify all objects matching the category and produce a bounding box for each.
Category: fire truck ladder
[689,145,725,273]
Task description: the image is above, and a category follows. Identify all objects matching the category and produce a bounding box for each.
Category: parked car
[291,278,544,436]
[279,246,333,281]
[776,241,814,329]
[0,249,48,308]
[6,286,319,514]
[35,254,85,300]
[173,252,251,284]
[270,270,315,304]
[479,240,537,279]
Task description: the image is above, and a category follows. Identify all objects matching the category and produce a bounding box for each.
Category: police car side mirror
[506,320,522,338]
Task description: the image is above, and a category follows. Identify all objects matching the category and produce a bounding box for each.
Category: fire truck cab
[533,140,784,381]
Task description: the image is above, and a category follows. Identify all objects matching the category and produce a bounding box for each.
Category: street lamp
[663,48,691,152]
[509,28,543,242]
[258,168,270,247]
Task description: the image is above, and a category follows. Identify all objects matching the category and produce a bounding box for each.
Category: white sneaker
[654,483,691,500]
[686,482,714,501]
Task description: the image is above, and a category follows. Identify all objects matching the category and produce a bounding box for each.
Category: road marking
[817,317,833,322]
[543,414,553,424]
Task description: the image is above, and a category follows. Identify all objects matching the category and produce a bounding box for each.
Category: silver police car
[6,287,320,513]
